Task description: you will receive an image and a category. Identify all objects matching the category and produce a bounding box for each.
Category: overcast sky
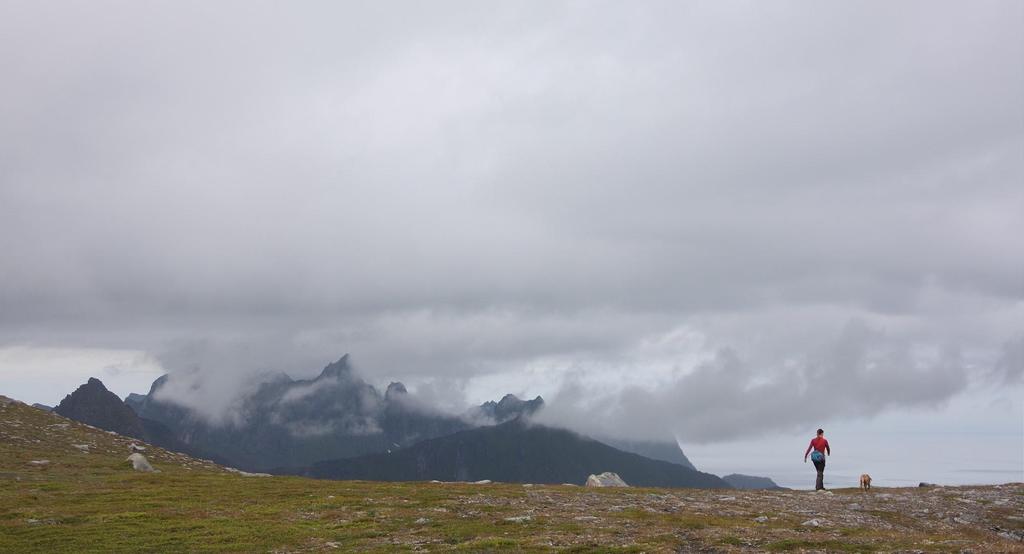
[1,1,1022,455]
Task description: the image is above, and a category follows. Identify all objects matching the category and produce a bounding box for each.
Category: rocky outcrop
[586,472,628,487]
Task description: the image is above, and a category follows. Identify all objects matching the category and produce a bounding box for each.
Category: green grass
[763,539,878,552]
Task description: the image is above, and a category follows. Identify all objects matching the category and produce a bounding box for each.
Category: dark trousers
[813,458,826,490]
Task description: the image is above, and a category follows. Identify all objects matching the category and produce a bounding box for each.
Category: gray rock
[126,453,156,472]
[504,515,532,523]
[586,472,628,487]
[997,531,1023,542]
[801,519,821,527]
[754,515,769,523]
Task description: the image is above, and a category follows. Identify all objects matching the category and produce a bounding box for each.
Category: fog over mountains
[128,355,542,471]
[49,356,746,488]
[0,1,1021,468]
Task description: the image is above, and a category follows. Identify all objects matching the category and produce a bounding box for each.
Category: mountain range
[47,355,780,489]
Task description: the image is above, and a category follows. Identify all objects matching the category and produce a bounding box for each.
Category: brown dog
[859,474,872,490]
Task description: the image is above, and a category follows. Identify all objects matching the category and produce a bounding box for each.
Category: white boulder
[585,472,628,487]
[126,453,156,472]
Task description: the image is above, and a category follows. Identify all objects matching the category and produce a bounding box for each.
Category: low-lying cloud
[0,2,1021,438]
[536,321,1015,443]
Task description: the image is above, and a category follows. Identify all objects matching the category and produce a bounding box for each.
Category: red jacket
[805,436,830,458]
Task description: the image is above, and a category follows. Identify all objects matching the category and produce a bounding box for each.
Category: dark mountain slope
[297,418,730,489]
[53,377,192,456]
[602,437,696,470]
[723,473,786,490]
[55,378,149,439]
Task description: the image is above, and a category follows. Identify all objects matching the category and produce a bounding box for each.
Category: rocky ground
[2,395,1022,552]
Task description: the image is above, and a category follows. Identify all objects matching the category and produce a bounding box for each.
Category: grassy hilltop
[1,395,1022,553]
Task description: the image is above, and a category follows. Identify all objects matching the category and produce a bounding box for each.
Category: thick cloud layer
[1,2,1021,439]
[535,319,998,442]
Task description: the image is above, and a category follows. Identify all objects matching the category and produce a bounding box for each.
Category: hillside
[296,418,728,489]
[723,473,787,490]
[2,395,1023,552]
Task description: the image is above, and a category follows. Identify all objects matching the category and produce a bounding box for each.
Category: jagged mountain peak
[475,393,545,424]
[317,354,352,380]
[385,382,408,400]
[55,377,147,440]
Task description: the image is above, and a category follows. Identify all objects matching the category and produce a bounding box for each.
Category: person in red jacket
[803,428,831,490]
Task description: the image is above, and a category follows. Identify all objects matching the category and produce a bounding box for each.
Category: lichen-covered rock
[586,472,628,487]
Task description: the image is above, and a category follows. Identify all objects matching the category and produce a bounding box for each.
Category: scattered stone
[128,443,146,452]
[998,531,1023,542]
[504,515,532,523]
[28,460,49,466]
[754,515,769,523]
[574,516,599,522]
[586,472,628,487]
[72,444,90,451]
[473,479,492,484]
[802,519,821,527]
[325,542,340,548]
[225,467,271,477]
[717,496,737,501]
[414,517,430,524]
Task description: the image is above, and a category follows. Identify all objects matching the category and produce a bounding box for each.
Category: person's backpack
[811,450,825,463]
